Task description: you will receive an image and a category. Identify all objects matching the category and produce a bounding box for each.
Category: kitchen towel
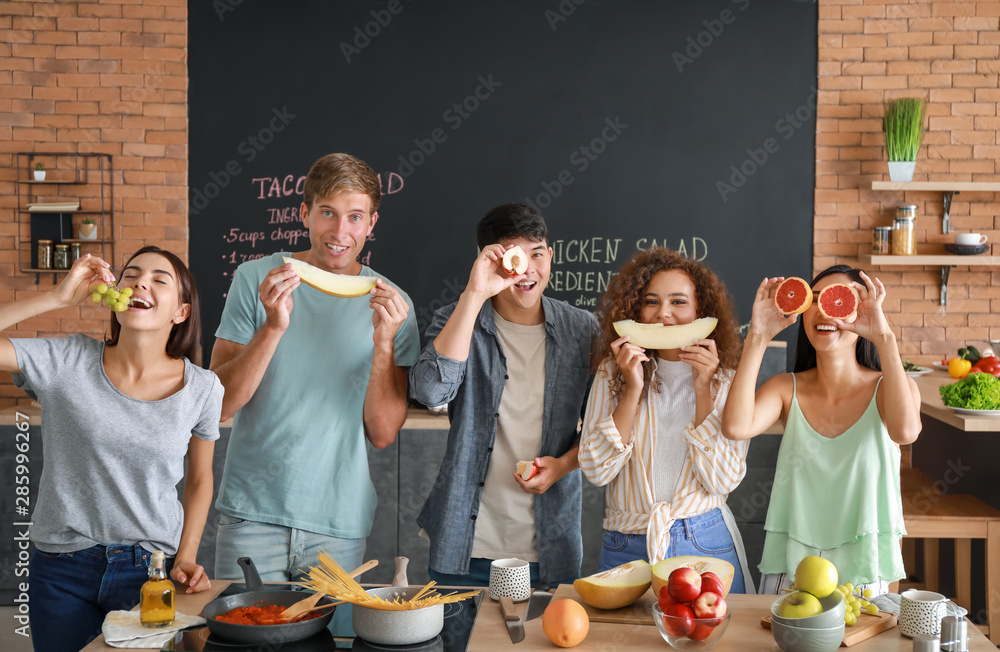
[872,593,967,618]
[102,610,206,648]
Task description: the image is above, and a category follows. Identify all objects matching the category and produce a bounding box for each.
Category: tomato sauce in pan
[215,604,324,625]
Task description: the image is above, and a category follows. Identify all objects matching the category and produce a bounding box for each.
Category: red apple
[658,586,681,612]
[688,623,715,641]
[666,567,702,604]
[700,571,725,597]
[661,602,695,637]
[692,591,727,626]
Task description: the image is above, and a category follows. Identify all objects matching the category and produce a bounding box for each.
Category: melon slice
[283,256,377,298]
[651,556,735,599]
[501,245,528,275]
[612,317,718,350]
[573,560,652,610]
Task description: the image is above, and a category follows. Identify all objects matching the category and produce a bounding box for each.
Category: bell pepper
[949,357,972,379]
[970,355,1000,378]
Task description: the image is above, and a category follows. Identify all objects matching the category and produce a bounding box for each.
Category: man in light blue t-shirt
[210,154,419,629]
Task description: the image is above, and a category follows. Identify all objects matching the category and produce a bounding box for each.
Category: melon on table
[651,556,735,598]
[283,256,377,298]
[572,560,652,610]
[612,317,718,351]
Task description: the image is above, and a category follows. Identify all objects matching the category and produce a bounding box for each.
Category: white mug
[899,589,955,637]
[489,558,531,602]
[955,233,988,246]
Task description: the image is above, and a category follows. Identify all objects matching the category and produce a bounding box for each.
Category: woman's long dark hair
[792,265,881,373]
[106,246,203,364]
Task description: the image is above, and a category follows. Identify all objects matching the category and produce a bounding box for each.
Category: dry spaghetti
[301,552,480,611]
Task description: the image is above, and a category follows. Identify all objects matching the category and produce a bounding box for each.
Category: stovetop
[162,584,482,651]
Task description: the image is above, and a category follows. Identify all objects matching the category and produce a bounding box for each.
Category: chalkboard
[189,0,816,359]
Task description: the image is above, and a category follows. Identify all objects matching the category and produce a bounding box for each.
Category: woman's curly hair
[597,247,742,399]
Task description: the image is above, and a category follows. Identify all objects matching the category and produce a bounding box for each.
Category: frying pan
[202,557,335,644]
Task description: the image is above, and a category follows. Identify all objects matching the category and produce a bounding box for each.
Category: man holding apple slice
[209,153,419,634]
[410,203,599,588]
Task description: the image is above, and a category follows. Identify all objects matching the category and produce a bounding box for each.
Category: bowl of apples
[653,568,731,650]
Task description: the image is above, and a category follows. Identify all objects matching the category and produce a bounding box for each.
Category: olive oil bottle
[140,550,175,628]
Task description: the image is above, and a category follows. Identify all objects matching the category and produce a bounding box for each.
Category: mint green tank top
[758,375,906,586]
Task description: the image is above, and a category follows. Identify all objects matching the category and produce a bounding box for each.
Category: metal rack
[15,152,114,284]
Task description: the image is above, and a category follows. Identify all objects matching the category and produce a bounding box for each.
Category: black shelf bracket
[942,191,958,234]
[940,266,951,306]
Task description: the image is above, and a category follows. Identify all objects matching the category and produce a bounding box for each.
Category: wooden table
[78,586,997,651]
[912,369,1000,432]
[469,593,996,651]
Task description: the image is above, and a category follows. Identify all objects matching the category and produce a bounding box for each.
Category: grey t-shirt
[11,334,223,555]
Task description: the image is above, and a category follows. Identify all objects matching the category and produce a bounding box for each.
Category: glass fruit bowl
[652,603,732,650]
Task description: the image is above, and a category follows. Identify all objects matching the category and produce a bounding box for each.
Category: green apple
[778,591,823,619]
[792,555,838,599]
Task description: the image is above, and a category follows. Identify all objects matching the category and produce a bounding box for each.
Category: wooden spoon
[280,559,378,622]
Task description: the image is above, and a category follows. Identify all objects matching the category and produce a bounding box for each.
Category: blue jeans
[214,514,365,637]
[428,558,578,590]
[29,544,168,652]
[598,508,746,594]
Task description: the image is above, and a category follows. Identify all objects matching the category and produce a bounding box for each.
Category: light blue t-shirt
[214,252,419,538]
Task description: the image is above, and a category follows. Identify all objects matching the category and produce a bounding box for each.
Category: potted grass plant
[33,162,45,182]
[883,98,924,182]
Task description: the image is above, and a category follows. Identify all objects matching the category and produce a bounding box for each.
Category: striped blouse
[579,358,749,564]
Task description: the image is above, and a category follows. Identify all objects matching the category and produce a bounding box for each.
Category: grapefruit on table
[817,283,859,319]
[774,277,813,316]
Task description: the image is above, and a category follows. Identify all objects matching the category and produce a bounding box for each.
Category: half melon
[573,560,652,610]
[651,556,735,599]
[612,317,718,350]
[283,256,377,298]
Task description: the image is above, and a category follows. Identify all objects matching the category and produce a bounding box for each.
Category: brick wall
[816,0,1000,363]
[0,0,188,403]
[1,0,999,407]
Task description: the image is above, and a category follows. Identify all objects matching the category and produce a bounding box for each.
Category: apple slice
[283,256,377,298]
[501,246,528,275]
[613,317,718,350]
[516,460,538,481]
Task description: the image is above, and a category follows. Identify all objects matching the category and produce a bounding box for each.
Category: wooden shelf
[23,179,85,185]
[870,181,1000,234]
[865,255,1000,266]
[19,267,68,274]
[871,181,1000,192]
[864,254,1000,306]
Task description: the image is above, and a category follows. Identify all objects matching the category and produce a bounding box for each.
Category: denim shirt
[410,295,599,582]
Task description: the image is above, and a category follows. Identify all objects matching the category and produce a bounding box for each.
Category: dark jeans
[29,544,168,652]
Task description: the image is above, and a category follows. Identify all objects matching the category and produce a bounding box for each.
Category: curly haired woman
[580,247,752,593]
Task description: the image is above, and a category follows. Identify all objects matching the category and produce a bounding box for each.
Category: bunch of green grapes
[836,583,878,626]
[91,283,133,312]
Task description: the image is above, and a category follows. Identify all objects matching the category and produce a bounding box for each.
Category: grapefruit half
[774,277,813,316]
[816,283,859,320]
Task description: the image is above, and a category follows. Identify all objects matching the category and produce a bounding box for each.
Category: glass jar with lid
[892,205,918,255]
[54,244,70,269]
[872,226,892,255]
[36,239,53,269]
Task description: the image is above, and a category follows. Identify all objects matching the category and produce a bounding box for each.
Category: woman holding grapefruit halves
[721,265,921,595]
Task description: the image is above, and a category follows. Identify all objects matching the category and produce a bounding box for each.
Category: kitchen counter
[912,369,1000,432]
[80,586,996,651]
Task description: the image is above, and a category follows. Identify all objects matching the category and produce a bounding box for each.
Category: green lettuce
[939,372,1000,410]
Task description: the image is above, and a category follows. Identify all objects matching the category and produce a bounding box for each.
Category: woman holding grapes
[721,265,921,596]
[0,247,223,652]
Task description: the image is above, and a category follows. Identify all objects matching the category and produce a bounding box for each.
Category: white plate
[905,368,932,377]
[931,362,949,371]
[950,406,1000,417]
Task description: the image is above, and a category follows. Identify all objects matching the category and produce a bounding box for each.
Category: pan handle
[237,557,265,593]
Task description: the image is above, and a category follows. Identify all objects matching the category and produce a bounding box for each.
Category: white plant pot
[888,161,916,182]
[33,170,45,181]
[78,223,98,240]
